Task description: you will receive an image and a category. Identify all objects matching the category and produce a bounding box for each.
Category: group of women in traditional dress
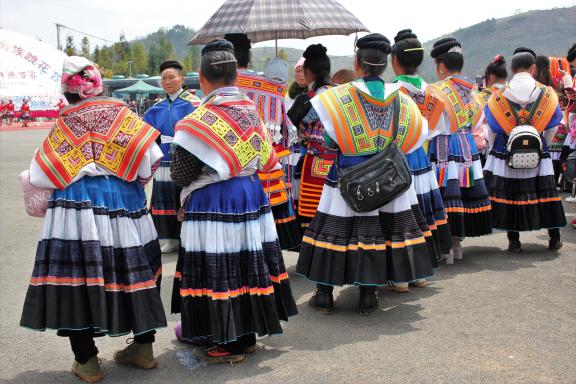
[17,29,574,382]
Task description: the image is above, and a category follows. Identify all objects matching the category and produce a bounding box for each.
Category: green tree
[278,49,288,61]
[65,35,77,56]
[130,42,149,75]
[182,52,194,74]
[95,46,114,76]
[113,32,131,62]
[80,36,90,59]
[148,42,162,75]
[92,45,100,64]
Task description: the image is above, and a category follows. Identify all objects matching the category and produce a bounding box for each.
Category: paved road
[1,129,575,384]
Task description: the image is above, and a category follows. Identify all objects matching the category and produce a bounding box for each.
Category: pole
[55,23,62,51]
[128,60,132,78]
[275,31,278,58]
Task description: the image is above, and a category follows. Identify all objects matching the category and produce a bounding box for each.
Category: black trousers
[68,329,156,364]
[507,228,561,241]
[315,283,376,294]
[219,333,256,355]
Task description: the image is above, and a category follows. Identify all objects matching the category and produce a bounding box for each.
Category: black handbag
[336,96,412,213]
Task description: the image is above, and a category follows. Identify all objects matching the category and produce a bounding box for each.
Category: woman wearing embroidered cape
[143,60,197,253]
[428,37,493,261]
[19,57,167,383]
[226,33,301,251]
[296,33,435,315]
[483,48,566,251]
[287,44,336,237]
[390,29,451,279]
[170,39,297,364]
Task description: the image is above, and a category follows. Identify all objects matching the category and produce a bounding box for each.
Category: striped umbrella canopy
[188,0,369,45]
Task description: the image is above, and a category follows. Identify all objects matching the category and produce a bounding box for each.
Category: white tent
[0,29,66,108]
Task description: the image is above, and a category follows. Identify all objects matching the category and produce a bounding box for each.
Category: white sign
[0,29,66,101]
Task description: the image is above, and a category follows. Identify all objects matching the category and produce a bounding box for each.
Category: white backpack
[506,125,542,169]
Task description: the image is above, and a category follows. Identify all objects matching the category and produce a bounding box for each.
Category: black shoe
[508,239,521,253]
[308,290,334,314]
[359,290,378,316]
[548,237,563,251]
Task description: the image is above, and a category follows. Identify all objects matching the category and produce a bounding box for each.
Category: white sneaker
[453,243,463,260]
[442,251,454,265]
[565,196,576,203]
[161,239,180,253]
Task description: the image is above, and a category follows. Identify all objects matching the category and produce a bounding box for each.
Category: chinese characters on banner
[0,29,66,108]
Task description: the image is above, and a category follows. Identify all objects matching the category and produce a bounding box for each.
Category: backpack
[505,90,545,169]
[506,125,542,169]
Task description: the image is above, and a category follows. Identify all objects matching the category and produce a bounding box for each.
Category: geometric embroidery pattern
[401,86,444,132]
[236,72,287,128]
[486,84,559,135]
[316,82,424,155]
[430,76,478,133]
[175,94,277,177]
[35,98,159,189]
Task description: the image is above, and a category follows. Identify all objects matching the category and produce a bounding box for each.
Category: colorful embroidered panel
[35,98,159,189]
[258,168,289,206]
[298,154,335,218]
[316,83,424,155]
[175,95,277,177]
[486,84,559,135]
[179,90,201,107]
[430,76,478,133]
[400,86,444,132]
[236,72,287,129]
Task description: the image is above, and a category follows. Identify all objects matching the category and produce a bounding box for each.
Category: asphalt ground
[1,128,575,384]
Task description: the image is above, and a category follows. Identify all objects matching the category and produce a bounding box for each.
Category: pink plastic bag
[18,170,53,217]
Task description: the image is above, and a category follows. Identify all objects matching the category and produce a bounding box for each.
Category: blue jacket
[143,90,196,159]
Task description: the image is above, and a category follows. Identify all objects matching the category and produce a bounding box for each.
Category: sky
[1,0,575,56]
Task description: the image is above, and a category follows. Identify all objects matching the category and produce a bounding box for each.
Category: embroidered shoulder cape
[486,83,560,135]
[34,97,159,189]
[399,85,445,133]
[311,81,425,155]
[174,93,278,178]
[236,71,287,130]
[430,76,480,133]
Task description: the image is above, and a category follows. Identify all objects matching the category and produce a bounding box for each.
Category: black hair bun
[513,47,536,58]
[394,29,418,43]
[303,44,328,60]
[430,37,461,58]
[224,33,251,50]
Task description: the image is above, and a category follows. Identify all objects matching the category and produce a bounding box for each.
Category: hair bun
[303,44,328,60]
[492,54,506,65]
[394,29,418,43]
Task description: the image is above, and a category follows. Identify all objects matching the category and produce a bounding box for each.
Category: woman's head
[332,69,355,85]
[510,47,536,76]
[302,44,331,84]
[391,29,423,76]
[354,33,391,78]
[61,56,103,103]
[199,39,238,94]
[294,57,306,87]
[159,60,184,95]
[534,55,553,86]
[430,37,464,80]
[484,55,508,87]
